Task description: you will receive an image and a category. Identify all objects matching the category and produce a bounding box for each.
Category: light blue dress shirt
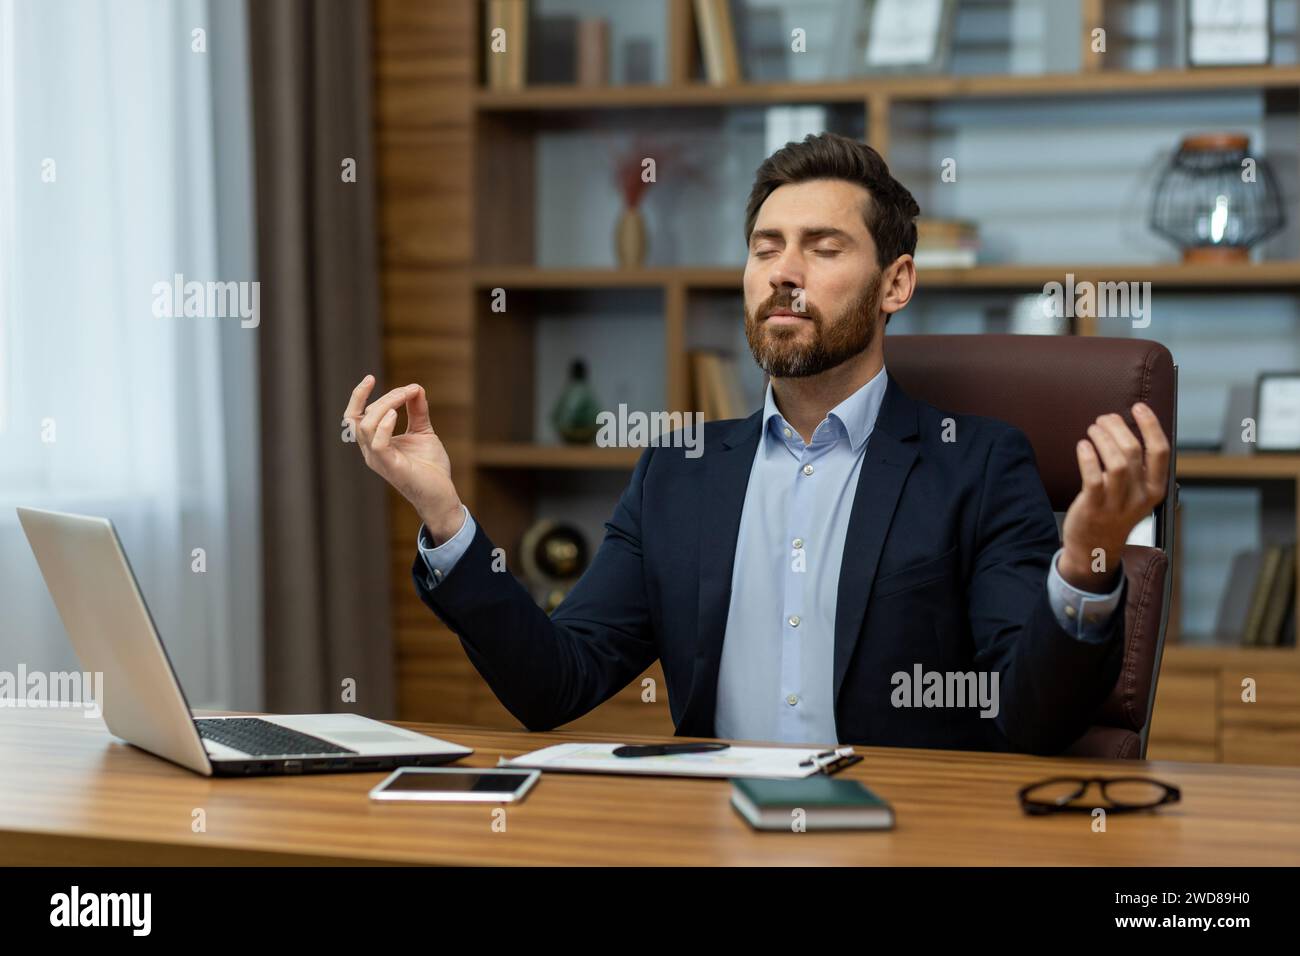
[417,366,1123,745]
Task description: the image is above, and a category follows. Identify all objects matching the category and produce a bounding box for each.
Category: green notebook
[731,776,895,831]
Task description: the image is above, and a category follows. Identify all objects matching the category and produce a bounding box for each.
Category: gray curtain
[248,0,395,716]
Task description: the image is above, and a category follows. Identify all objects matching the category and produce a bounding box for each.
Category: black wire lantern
[1149,133,1285,263]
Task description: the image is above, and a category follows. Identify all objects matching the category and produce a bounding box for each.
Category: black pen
[799,746,861,774]
[612,743,731,758]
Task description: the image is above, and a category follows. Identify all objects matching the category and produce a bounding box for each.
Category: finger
[344,374,375,424]
[1098,413,1143,467]
[359,386,415,444]
[1086,421,1128,481]
[405,384,433,433]
[1133,402,1171,502]
[1096,416,1143,496]
[372,407,399,454]
[1076,439,1105,505]
[361,386,402,419]
[363,383,418,420]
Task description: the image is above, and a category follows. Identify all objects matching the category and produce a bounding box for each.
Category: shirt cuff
[416,506,475,589]
[1047,547,1124,644]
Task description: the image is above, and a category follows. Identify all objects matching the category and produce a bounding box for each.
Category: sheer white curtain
[0,0,261,710]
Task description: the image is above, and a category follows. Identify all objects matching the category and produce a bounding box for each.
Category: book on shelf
[527,15,610,86]
[1216,549,1264,641]
[529,15,577,85]
[1281,594,1297,647]
[1259,546,1296,647]
[486,0,528,90]
[1239,544,1297,647]
[690,350,748,421]
[576,18,610,87]
[486,0,504,88]
[914,217,980,269]
[1241,545,1280,646]
[694,0,741,86]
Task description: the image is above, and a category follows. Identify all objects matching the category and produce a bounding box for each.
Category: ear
[880,254,916,319]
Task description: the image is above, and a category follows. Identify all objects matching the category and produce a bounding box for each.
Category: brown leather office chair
[887,335,1178,759]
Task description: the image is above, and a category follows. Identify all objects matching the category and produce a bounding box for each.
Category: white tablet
[368,766,541,803]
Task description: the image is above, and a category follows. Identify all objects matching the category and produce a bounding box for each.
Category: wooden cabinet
[1148,648,1300,766]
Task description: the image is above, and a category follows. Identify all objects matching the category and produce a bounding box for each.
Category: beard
[744,272,883,379]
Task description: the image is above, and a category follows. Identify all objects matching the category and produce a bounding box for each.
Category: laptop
[16,507,473,777]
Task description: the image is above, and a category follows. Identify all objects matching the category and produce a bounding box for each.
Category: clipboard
[496,743,862,780]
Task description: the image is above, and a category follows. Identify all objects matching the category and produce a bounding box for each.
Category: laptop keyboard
[195,717,358,757]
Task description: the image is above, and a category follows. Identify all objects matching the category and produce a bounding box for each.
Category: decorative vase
[615,205,647,268]
[550,359,602,444]
[1149,132,1285,263]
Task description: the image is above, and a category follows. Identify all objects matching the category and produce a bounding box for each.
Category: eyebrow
[749,226,855,246]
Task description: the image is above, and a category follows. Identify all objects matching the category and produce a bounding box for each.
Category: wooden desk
[3,708,1299,865]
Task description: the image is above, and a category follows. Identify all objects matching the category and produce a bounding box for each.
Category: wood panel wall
[374,0,482,726]
[372,0,673,736]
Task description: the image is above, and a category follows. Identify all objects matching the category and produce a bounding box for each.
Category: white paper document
[497,742,847,779]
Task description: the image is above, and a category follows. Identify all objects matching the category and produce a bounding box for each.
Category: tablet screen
[371,768,537,799]
[382,770,528,793]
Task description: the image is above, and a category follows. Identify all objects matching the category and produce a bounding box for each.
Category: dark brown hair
[744,132,920,269]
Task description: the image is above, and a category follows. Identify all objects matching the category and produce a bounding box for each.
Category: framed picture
[1255,372,1300,452]
[1188,0,1271,67]
[861,0,955,73]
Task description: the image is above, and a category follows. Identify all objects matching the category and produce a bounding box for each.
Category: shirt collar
[762,364,888,454]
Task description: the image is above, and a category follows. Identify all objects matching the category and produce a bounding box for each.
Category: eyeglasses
[1018,776,1181,815]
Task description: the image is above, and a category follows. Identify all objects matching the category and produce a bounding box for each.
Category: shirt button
[802,464,814,476]
[792,538,803,549]
[1065,604,1077,619]
[433,568,443,581]
[783,427,792,439]
[788,615,800,627]
[786,694,799,706]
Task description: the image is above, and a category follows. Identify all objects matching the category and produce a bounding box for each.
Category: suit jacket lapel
[678,410,762,736]
[833,374,920,706]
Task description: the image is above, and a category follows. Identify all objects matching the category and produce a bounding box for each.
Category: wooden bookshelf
[377,0,1300,759]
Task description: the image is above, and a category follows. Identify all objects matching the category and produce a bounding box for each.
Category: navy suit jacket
[413,373,1127,755]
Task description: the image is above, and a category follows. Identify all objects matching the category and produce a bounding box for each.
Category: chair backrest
[885,334,1178,759]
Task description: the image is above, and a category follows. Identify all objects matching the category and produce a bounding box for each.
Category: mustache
[757,292,820,322]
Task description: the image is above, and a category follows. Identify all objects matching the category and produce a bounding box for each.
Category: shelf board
[471,267,688,289]
[1163,643,1299,670]
[681,262,1300,290]
[475,443,641,469]
[473,262,1300,292]
[1178,454,1300,480]
[476,66,1300,111]
[473,448,1300,478]
[914,262,1300,289]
